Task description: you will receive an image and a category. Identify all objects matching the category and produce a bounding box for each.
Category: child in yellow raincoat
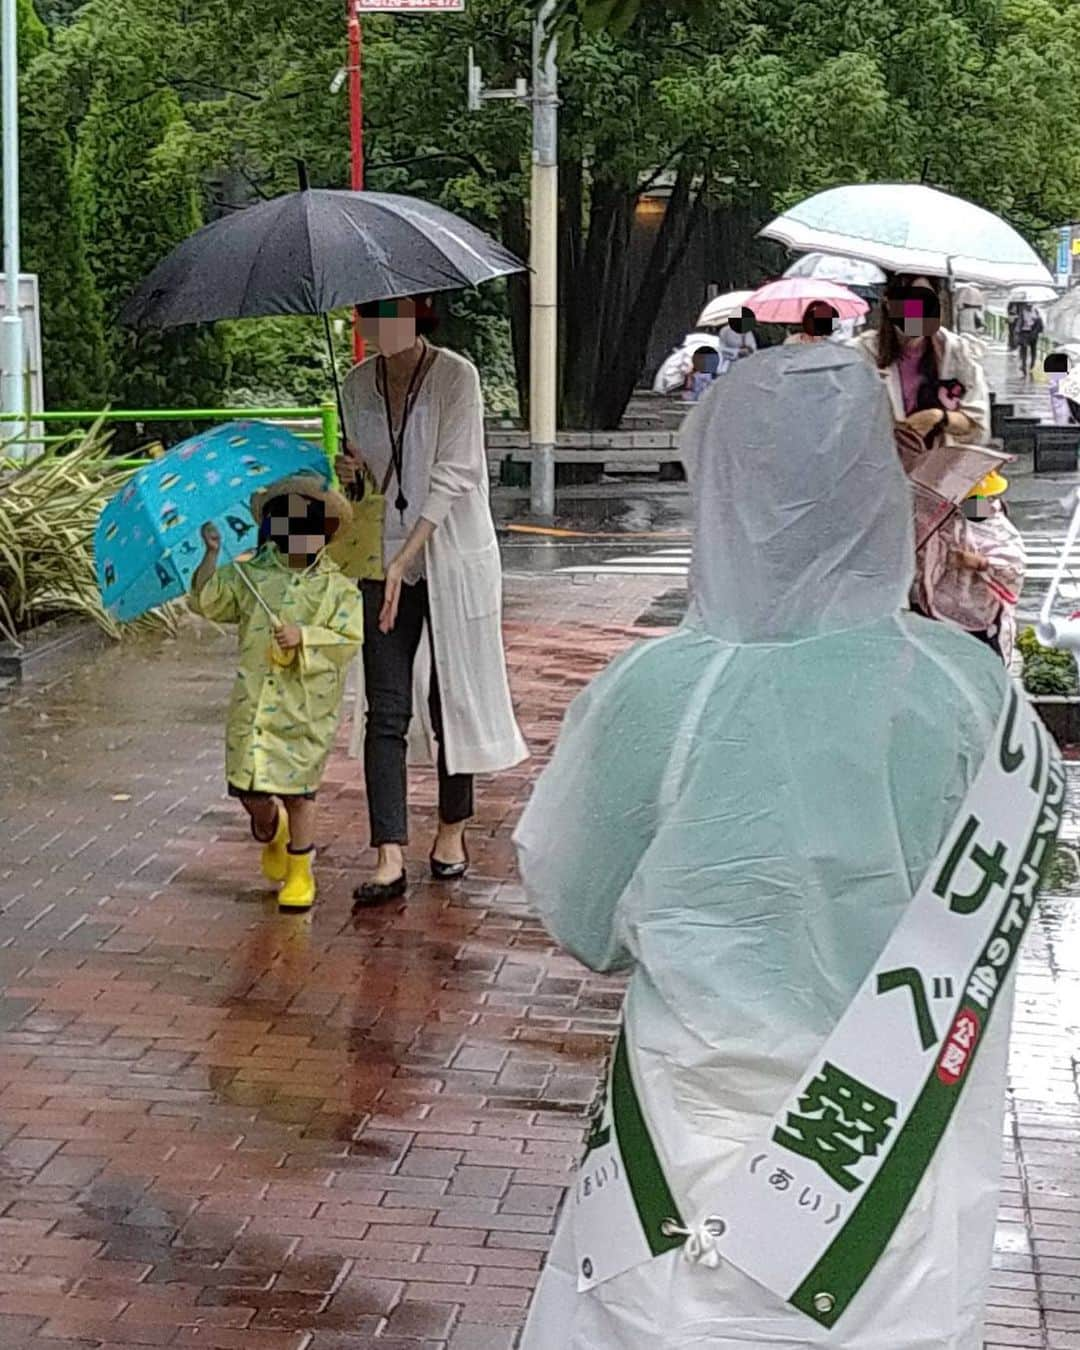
[190,473,364,911]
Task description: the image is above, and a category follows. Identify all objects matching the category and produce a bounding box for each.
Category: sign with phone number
[356,0,464,10]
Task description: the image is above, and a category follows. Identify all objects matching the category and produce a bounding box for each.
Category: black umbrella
[121,174,525,486]
[121,188,526,330]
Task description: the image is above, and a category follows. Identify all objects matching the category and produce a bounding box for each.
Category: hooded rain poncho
[514,345,1018,1349]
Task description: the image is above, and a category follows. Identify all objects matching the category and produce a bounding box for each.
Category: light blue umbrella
[761,184,1054,288]
[95,420,331,621]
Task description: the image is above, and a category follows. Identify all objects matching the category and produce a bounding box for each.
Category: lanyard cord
[378,340,429,524]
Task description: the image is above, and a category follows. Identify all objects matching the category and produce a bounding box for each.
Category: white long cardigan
[342,348,528,777]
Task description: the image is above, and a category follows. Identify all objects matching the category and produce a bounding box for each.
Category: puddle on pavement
[498,492,688,535]
[636,587,688,628]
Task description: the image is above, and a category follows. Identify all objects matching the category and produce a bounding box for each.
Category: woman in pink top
[852,272,990,444]
[854,274,1012,662]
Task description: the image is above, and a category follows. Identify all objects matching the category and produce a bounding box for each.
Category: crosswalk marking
[560,547,691,578]
[558,534,1080,588]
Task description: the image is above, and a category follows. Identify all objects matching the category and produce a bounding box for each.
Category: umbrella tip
[296,160,310,192]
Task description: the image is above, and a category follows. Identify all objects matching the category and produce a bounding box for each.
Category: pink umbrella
[745,277,868,324]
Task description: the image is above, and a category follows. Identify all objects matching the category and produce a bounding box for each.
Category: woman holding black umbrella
[337,296,528,905]
[120,180,531,903]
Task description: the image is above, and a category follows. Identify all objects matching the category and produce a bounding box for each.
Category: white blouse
[342,345,474,586]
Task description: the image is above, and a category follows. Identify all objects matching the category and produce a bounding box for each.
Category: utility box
[0,274,44,457]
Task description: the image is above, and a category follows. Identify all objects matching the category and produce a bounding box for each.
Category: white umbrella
[1008,284,1059,303]
[696,289,755,329]
[652,332,721,394]
[782,252,885,287]
[955,285,986,309]
[761,184,1054,288]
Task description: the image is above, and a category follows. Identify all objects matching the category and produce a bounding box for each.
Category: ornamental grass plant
[0,428,179,645]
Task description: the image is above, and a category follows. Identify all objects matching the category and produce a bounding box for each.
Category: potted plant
[1018,626,1080,747]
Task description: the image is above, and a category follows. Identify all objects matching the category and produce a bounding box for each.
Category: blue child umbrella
[95,421,331,622]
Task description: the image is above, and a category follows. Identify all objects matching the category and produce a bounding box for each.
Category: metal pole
[348,1,365,367]
[1,0,26,429]
[348,3,364,192]
[529,0,558,519]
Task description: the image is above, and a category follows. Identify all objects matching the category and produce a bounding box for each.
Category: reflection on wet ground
[0,578,665,1347]
[0,531,1077,1345]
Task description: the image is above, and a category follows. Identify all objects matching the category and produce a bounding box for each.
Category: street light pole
[529,0,558,519]
[1,0,26,426]
[467,7,559,518]
[347,0,365,365]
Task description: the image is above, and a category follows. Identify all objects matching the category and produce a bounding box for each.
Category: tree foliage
[15,0,109,408]
[14,0,1080,431]
[74,75,229,415]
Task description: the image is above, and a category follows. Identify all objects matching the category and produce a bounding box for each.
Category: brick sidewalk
[0,573,1077,1349]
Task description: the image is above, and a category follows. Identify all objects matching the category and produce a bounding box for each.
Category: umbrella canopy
[121,189,526,330]
[696,289,755,329]
[761,184,1054,288]
[955,284,986,309]
[1045,290,1080,344]
[95,421,331,621]
[782,251,886,288]
[745,278,868,325]
[1009,284,1059,304]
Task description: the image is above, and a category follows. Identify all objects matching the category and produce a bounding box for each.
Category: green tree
[74,77,229,417]
[15,0,108,408]
[19,0,1080,435]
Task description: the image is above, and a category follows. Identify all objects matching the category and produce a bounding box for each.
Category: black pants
[1018,337,1037,374]
[361,578,474,847]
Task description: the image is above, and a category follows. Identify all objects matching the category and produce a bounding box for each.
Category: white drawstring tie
[661,1216,726,1269]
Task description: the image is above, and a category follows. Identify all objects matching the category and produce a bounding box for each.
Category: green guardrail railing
[0,404,341,468]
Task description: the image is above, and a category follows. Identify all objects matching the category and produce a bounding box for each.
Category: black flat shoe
[430,840,469,882]
[352,872,408,908]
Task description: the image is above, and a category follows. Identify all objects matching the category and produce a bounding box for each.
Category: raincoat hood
[681,343,913,643]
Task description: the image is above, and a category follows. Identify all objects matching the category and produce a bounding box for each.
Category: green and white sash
[573,686,1064,1327]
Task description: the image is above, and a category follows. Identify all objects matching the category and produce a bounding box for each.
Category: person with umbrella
[783,300,840,344]
[189,474,364,912]
[853,273,990,444]
[336,296,528,907]
[119,178,530,907]
[1014,302,1044,378]
[1046,348,1080,425]
[716,312,758,373]
[683,346,720,401]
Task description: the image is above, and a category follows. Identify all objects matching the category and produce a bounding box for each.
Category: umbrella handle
[233,563,280,626]
[322,312,350,461]
[299,157,355,500]
[233,563,298,667]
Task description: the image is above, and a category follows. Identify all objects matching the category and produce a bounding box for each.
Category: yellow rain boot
[279,848,316,912]
[260,806,290,884]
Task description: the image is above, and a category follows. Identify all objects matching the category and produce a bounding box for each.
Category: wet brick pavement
[0,570,1078,1348]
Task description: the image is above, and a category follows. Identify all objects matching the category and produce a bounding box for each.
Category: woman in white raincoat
[515,344,1045,1349]
[338,296,528,905]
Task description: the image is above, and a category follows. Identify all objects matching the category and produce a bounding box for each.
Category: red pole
[348,1,365,364]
